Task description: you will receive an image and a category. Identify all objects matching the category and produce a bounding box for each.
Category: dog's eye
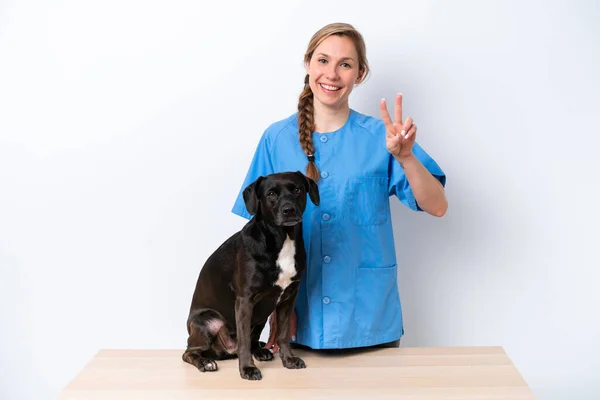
[294,187,301,194]
[267,191,276,197]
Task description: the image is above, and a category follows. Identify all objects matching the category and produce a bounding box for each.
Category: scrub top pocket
[347,176,390,226]
[353,264,401,332]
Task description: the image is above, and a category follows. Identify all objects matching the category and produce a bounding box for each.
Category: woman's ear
[355,67,366,84]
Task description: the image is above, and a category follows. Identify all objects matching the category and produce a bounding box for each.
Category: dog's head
[243,171,320,226]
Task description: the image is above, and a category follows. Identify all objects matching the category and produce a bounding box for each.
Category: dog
[182,171,320,380]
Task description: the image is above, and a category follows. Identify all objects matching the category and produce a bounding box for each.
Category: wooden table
[57,346,536,399]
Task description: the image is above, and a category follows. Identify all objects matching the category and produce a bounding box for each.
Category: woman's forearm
[395,153,447,217]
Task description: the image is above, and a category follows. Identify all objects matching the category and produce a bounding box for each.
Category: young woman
[231,22,447,351]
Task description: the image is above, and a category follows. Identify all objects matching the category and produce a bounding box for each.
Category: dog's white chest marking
[275,235,296,297]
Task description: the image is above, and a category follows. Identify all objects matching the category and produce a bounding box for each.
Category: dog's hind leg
[182,309,236,372]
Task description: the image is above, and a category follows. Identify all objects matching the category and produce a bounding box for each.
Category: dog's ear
[296,171,320,206]
[242,176,264,215]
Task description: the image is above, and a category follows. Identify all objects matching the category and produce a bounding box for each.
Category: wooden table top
[57,346,536,399]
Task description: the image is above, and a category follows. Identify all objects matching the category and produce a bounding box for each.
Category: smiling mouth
[319,83,341,92]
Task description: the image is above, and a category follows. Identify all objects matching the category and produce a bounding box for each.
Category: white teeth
[320,83,340,91]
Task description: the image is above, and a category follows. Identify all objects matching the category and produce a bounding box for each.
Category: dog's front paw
[240,365,262,380]
[282,356,306,369]
[253,347,274,362]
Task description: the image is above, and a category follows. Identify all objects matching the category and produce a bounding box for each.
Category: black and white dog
[182,171,320,380]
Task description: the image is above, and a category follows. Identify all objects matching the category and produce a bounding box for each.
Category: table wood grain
[57,346,537,399]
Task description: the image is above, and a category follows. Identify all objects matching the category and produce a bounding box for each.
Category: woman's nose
[325,65,340,80]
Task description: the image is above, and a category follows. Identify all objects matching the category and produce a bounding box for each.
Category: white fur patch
[274,235,296,301]
[206,318,224,334]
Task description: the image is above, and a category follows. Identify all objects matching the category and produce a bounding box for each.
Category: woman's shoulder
[348,109,388,154]
[349,109,386,136]
[260,112,299,146]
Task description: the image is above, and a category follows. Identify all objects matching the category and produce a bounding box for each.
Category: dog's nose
[282,205,295,216]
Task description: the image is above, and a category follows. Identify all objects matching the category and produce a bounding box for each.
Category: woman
[231,22,447,351]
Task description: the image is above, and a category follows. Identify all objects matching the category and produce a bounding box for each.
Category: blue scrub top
[232,109,446,349]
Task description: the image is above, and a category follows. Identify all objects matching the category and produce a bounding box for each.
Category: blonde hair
[298,22,370,181]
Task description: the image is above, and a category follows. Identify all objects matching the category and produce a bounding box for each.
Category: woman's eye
[318,58,327,64]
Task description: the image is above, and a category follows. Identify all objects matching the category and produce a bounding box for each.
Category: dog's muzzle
[276,203,302,226]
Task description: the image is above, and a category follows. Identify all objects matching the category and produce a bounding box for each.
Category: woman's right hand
[381,93,417,160]
[264,309,297,353]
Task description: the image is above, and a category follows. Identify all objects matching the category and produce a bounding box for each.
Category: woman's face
[305,35,364,111]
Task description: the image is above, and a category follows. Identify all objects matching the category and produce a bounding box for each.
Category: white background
[1,0,599,399]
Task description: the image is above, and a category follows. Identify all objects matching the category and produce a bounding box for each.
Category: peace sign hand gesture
[380,93,417,160]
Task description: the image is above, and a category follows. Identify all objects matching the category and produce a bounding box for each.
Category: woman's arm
[395,153,447,217]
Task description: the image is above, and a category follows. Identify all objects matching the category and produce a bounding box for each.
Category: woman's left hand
[380,93,417,159]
